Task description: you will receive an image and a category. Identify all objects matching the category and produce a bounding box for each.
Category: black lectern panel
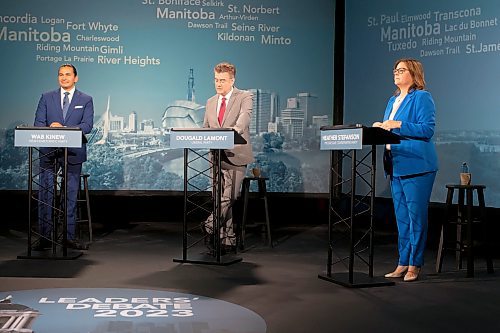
[318,124,401,288]
[14,126,84,260]
[171,128,244,266]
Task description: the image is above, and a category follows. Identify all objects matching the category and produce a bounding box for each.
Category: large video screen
[5,1,498,207]
[0,0,334,193]
[345,0,500,206]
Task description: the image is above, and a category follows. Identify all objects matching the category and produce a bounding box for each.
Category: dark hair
[214,62,236,78]
[59,63,78,76]
[393,58,426,95]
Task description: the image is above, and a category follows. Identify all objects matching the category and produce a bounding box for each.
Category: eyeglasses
[393,68,409,75]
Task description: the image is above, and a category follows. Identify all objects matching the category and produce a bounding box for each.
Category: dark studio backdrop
[1,0,500,230]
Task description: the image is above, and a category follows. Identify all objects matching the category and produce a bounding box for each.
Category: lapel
[384,97,395,121]
[210,95,221,128]
[220,88,239,126]
[65,90,80,121]
[393,90,415,120]
[51,89,65,122]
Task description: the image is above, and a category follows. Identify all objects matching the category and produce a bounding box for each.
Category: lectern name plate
[170,130,234,149]
[320,128,363,150]
[14,128,82,148]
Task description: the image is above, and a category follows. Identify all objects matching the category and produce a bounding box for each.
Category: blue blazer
[383,89,438,177]
[34,88,94,164]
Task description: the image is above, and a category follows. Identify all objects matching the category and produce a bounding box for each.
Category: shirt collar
[61,86,76,97]
[220,87,234,102]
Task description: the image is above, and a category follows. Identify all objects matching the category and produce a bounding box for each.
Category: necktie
[218,97,226,125]
[62,92,70,119]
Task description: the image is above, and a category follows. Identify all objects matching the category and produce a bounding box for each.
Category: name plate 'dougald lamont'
[170,130,235,149]
[320,127,363,150]
[14,127,82,148]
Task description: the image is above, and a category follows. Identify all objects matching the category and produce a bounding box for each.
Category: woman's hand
[374,120,401,131]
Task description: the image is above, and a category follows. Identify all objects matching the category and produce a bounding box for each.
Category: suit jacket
[34,88,94,164]
[383,89,438,177]
[204,87,254,166]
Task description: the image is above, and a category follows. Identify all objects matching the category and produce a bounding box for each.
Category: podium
[171,128,246,266]
[14,126,84,259]
[318,124,400,287]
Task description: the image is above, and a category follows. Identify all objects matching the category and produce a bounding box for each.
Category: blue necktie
[62,92,70,119]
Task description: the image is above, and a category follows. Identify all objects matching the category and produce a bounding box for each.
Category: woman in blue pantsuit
[373,58,438,282]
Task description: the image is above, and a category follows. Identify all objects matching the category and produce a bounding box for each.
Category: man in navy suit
[34,63,94,249]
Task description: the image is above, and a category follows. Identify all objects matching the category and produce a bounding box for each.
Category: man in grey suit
[202,62,254,251]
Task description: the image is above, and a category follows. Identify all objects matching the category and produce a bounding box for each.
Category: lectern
[318,124,400,288]
[171,128,246,266]
[14,126,83,259]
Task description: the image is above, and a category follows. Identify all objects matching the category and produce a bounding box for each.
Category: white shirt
[217,88,233,118]
[386,94,405,150]
[388,94,405,121]
[61,87,76,109]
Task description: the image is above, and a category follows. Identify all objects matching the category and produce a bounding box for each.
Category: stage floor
[1,222,499,332]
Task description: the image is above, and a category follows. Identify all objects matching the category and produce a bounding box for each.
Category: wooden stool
[240,177,272,249]
[76,174,93,243]
[435,184,494,277]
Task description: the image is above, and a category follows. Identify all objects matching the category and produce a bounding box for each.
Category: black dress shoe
[33,239,52,251]
[65,240,89,250]
[200,222,215,251]
[221,245,236,255]
[200,221,213,235]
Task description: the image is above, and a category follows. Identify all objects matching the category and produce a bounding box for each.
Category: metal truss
[173,148,241,265]
[319,147,394,288]
[18,147,81,259]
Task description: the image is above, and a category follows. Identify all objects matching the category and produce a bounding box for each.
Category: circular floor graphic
[0,288,266,333]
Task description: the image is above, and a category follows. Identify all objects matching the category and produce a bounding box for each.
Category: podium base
[173,254,242,266]
[318,272,395,288]
[17,250,83,260]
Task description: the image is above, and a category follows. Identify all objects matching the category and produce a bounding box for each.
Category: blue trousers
[390,171,436,267]
[38,158,82,240]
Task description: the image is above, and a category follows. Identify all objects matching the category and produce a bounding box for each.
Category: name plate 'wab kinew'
[14,127,83,148]
[320,128,363,150]
[170,130,235,149]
